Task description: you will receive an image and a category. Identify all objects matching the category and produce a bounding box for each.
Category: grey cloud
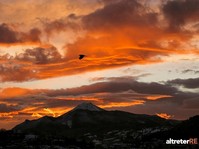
[168,77,199,89]
[163,0,199,31]
[16,46,62,64]
[0,23,18,43]
[24,28,41,42]
[44,77,178,98]
[0,23,41,43]
[0,61,35,82]
[83,0,158,30]
[0,104,19,112]
[181,69,199,74]
[0,45,62,82]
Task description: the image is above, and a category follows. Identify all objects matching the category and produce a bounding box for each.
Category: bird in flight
[79,54,85,60]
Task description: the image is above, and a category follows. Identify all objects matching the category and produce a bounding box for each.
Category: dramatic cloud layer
[1,76,199,128]
[0,0,199,129]
[0,0,198,82]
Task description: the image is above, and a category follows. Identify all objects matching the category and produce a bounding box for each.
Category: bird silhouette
[79,54,85,60]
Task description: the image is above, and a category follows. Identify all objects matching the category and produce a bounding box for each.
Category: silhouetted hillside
[13,102,178,137]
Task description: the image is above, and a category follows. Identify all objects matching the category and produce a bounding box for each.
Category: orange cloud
[43,108,56,117]
[156,113,173,119]
[146,95,172,100]
[31,107,72,118]
[31,113,42,118]
[0,0,198,83]
[0,0,102,25]
[0,112,19,119]
[0,87,31,98]
[0,10,198,83]
[99,100,145,109]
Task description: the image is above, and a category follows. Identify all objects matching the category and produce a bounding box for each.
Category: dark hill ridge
[142,115,199,141]
[169,115,199,138]
[13,102,179,137]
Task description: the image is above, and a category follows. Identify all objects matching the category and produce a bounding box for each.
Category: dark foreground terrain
[1,103,198,149]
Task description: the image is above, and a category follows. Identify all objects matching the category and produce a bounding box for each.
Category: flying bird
[79,54,85,60]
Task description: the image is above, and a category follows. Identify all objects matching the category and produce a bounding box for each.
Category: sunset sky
[0,0,199,129]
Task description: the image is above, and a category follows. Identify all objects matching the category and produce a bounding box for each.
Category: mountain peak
[72,102,104,111]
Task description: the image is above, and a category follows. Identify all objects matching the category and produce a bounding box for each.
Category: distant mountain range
[13,102,180,137]
[5,102,199,148]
